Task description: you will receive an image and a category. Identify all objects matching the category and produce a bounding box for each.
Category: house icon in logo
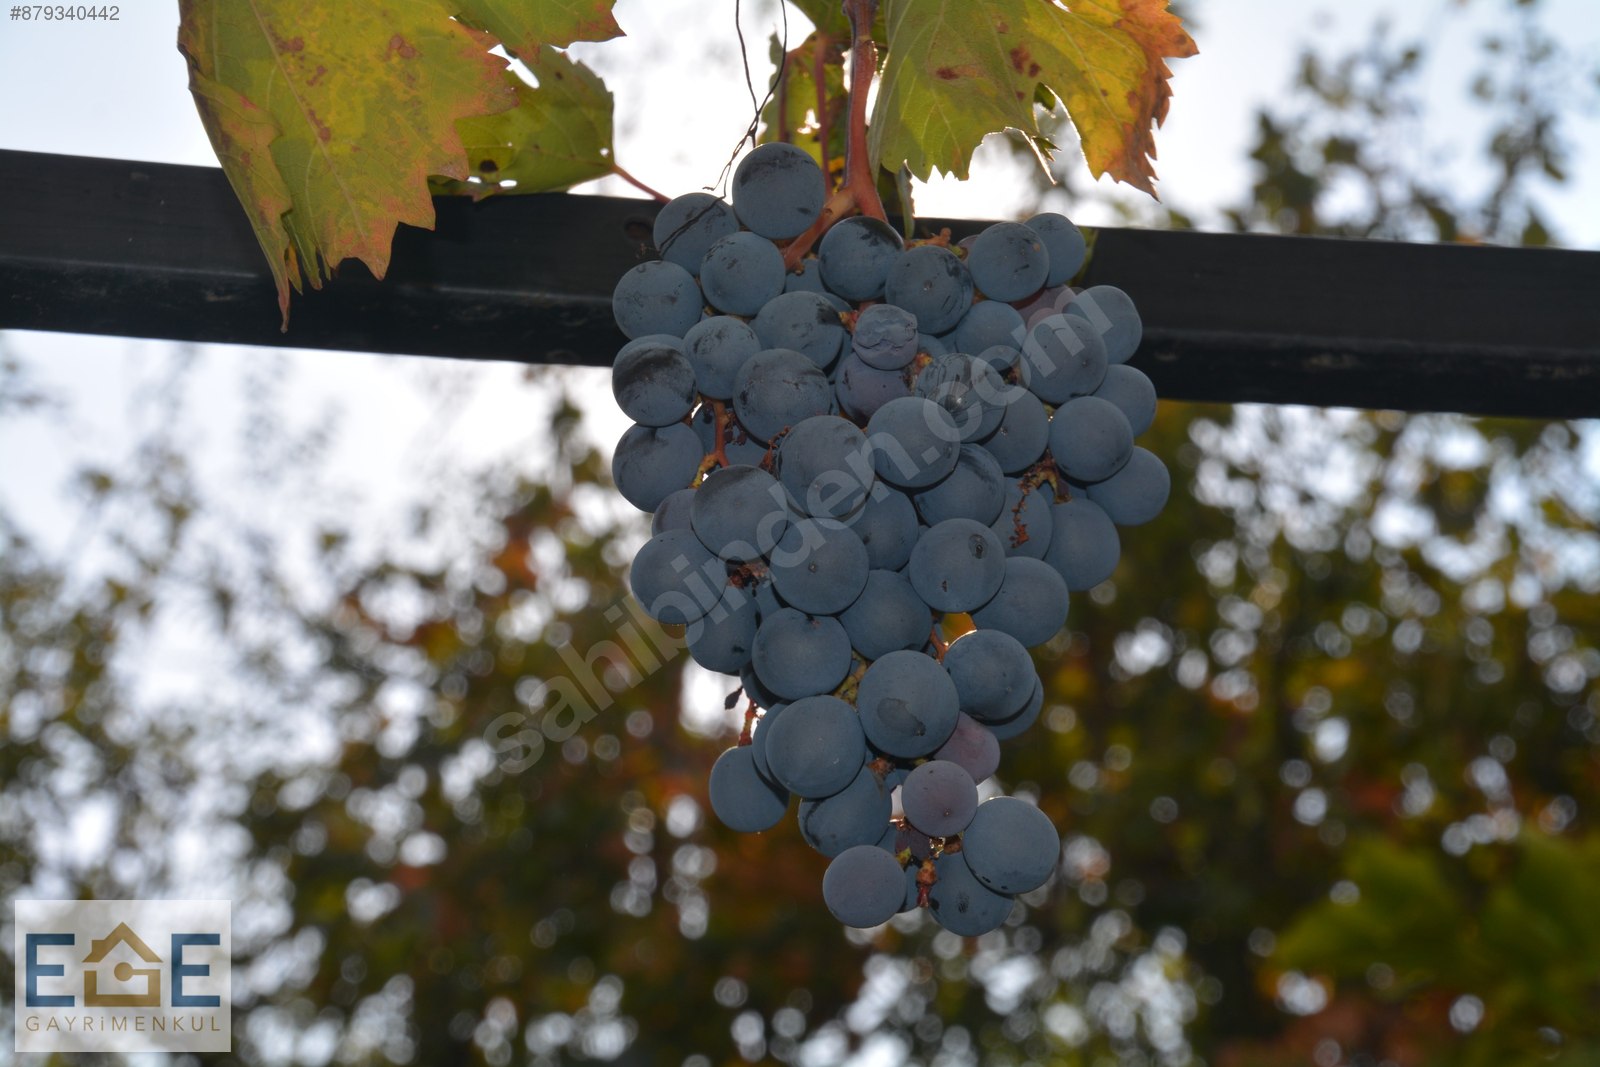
[81,922,161,1007]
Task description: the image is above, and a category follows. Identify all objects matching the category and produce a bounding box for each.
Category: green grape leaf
[436,48,616,198]
[178,0,517,325]
[451,0,622,64]
[784,0,851,37]
[868,0,1197,195]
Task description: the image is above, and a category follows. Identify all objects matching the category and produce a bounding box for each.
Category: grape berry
[610,142,1170,934]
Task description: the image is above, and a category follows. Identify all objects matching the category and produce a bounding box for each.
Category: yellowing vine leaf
[868,0,1197,195]
[185,70,298,316]
[451,0,621,63]
[436,48,616,197]
[179,1,518,325]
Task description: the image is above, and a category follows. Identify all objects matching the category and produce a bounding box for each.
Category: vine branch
[611,164,669,203]
[814,32,834,189]
[776,43,792,145]
[781,0,885,270]
[842,0,885,223]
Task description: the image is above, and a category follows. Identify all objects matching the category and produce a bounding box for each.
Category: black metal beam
[2,148,1597,419]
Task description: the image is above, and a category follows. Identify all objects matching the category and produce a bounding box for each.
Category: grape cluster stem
[813,33,834,182]
[1020,457,1066,503]
[780,0,886,271]
[694,401,736,485]
[738,699,760,745]
[832,657,869,702]
[915,858,937,908]
[711,401,737,466]
[610,164,669,203]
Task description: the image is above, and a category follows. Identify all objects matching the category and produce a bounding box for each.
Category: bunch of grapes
[609,142,1169,934]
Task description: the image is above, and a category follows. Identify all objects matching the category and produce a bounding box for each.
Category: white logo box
[14,899,232,1053]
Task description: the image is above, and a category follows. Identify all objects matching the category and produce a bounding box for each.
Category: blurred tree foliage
[3,1,1598,1065]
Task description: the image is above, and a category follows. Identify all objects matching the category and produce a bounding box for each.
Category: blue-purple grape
[1049,395,1134,483]
[906,518,1006,613]
[612,335,696,426]
[966,222,1049,302]
[751,607,852,701]
[800,764,893,857]
[732,142,826,240]
[1093,363,1157,436]
[928,850,1013,935]
[683,316,761,400]
[969,556,1070,648]
[884,245,973,334]
[844,486,920,570]
[901,759,978,837]
[913,444,1006,526]
[733,348,833,443]
[951,299,1026,355]
[612,259,703,340]
[768,517,870,615]
[989,480,1053,560]
[1043,496,1121,591]
[961,796,1060,894]
[838,570,931,660]
[1083,446,1170,526]
[612,422,701,512]
[943,628,1037,722]
[654,192,738,275]
[1065,285,1142,364]
[776,414,875,519]
[761,694,865,799]
[855,649,960,758]
[691,464,790,561]
[865,396,963,490]
[628,527,719,626]
[708,745,789,833]
[1025,212,1086,286]
[822,843,907,928]
[700,231,785,316]
[853,303,921,370]
[932,712,1001,783]
[818,216,904,301]
[753,290,847,370]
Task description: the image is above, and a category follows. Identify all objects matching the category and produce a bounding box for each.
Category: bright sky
[1,0,1596,566]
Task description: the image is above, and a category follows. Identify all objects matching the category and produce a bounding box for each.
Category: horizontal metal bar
[2,149,1597,419]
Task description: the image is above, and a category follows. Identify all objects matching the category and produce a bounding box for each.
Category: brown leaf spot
[479,159,499,173]
[935,67,962,80]
[388,33,419,59]
[306,107,332,143]
[1009,46,1041,78]
[269,28,304,53]
[306,64,327,87]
